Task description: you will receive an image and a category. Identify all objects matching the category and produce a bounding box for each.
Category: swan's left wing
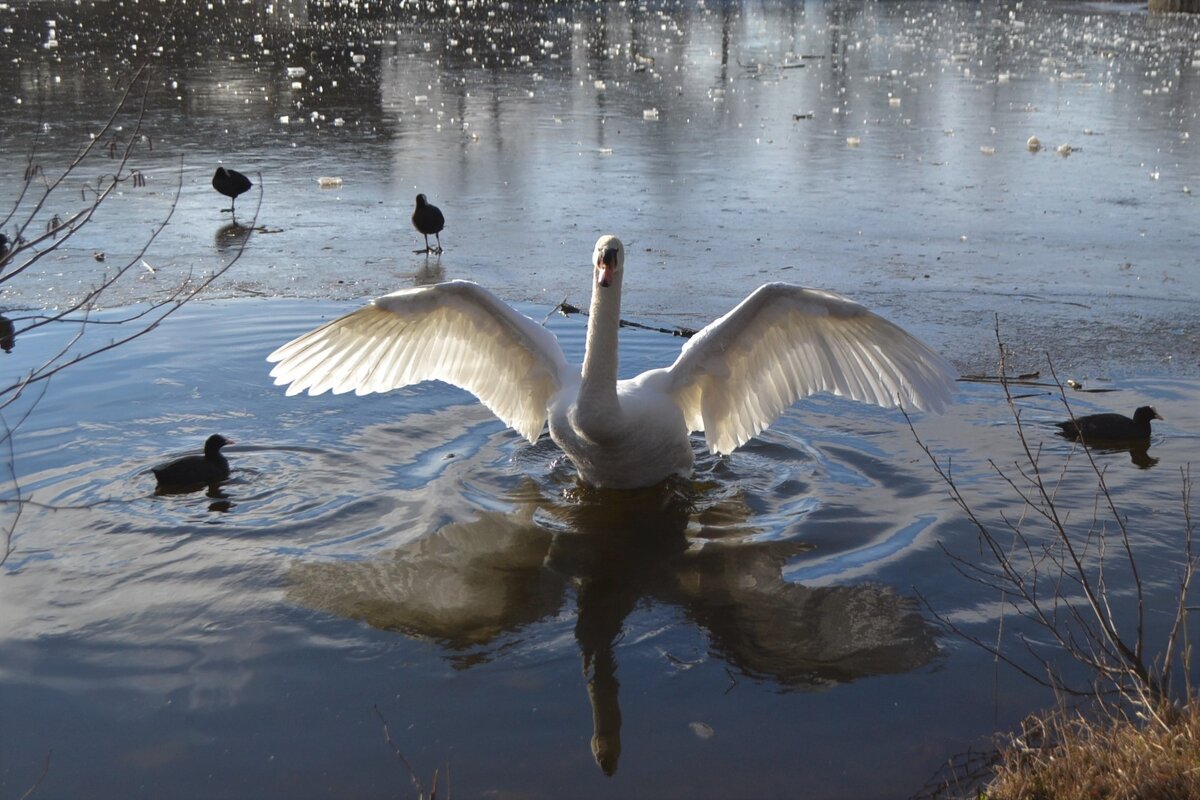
[267,281,569,443]
[666,283,956,454]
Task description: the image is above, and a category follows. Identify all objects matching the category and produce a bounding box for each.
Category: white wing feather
[267,281,569,443]
[667,283,956,454]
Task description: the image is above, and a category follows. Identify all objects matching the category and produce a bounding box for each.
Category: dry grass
[985,696,1200,800]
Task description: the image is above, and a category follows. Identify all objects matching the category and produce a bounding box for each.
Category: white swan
[268,236,956,489]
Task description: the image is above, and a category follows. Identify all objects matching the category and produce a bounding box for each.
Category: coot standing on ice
[411,193,445,254]
[152,434,234,490]
[1055,406,1162,443]
[212,168,253,215]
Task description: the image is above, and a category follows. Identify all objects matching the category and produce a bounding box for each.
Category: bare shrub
[0,65,256,565]
[908,323,1198,798]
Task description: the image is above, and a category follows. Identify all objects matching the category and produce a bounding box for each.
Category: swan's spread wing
[666,283,956,454]
[267,281,569,443]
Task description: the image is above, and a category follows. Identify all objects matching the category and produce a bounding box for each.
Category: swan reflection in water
[285,479,938,775]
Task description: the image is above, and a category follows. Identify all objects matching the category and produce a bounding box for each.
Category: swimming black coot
[411,193,445,254]
[1055,406,1162,442]
[212,168,253,215]
[152,434,234,488]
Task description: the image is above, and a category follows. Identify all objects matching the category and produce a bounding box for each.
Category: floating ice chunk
[846,136,861,147]
[351,53,366,65]
[888,96,901,107]
[290,81,302,90]
[594,79,606,90]
[643,108,659,120]
[287,66,306,77]
[415,94,428,103]
[333,117,345,126]
[317,176,343,188]
[279,115,290,123]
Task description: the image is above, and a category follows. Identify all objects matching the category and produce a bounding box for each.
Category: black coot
[1055,406,1162,442]
[212,168,253,215]
[411,193,445,254]
[153,434,234,488]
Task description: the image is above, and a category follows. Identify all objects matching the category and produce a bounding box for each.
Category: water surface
[1,1,1199,797]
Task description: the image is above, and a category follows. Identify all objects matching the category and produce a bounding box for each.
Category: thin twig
[556,301,698,337]
[374,705,427,799]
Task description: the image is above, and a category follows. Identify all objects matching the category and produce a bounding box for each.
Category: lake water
[1,1,1199,798]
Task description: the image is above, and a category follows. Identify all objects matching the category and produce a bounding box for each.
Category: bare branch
[909,316,1193,719]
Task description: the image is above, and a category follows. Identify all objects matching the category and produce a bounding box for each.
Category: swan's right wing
[267,281,569,443]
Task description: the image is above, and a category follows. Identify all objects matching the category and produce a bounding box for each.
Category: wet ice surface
[1,0,1199,376]
[1,1,1199,798]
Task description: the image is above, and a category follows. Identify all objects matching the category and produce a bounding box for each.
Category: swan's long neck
[580,272,621,404]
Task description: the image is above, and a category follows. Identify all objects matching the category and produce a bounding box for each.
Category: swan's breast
[548,375,693,489]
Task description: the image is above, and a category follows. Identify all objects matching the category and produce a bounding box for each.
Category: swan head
[593,235,624,289]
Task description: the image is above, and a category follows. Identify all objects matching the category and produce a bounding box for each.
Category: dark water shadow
[285,477,938,776]
[412,253,444,286]
[1054,431,1160,470]
[214,221,253,253]
[152,476,235,513]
